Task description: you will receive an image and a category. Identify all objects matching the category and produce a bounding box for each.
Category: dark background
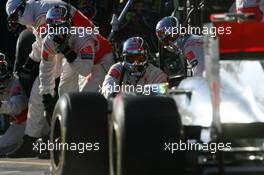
[0,0,18,64]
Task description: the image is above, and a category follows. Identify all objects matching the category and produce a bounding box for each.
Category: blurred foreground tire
[50,92,109,175]
[110,95,184,175]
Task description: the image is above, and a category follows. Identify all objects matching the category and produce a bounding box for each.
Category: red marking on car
[212,81,219,109]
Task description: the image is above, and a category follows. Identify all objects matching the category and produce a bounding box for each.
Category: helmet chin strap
[52,27,71,44]
[174,35,190,48]
[130,70,146,78]
[128,62,147,78]
[122,61,147,79]
[164,45,180,54]
[53,34,68,44]
[165,35,190,54]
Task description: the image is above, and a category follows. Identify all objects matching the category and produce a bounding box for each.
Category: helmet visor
[161,34,178,47]
[8,1,26,23]
[125,54,145,63]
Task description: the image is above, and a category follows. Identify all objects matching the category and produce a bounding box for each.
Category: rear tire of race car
[50,92,109,175]
[110,95,184,175]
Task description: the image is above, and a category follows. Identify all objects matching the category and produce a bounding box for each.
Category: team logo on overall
[42,50,49,60]
[80,46,93,59]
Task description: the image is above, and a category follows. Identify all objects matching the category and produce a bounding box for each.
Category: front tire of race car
[110,95,184,175]
[50,92,109,175]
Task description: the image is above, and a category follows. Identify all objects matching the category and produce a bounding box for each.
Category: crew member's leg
[59,59,79,96]
[7,77,49,158]
[80,53,114,92]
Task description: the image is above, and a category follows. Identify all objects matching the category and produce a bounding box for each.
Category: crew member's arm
[68,33,95,76]
[39,36,58,96]
[0,82,28,117]
[102,63,123,98]
[152,72,168,84]
[148,64,168,84]
[183,40,204,76]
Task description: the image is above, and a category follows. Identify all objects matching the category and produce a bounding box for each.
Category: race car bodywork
[174,61,264,127]
[170,18,264,175]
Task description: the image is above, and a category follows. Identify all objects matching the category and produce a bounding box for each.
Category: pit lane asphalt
[0,158,50,175]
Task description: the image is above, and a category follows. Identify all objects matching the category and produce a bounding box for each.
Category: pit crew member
[155,16,205,76]
[5,0,112,157]
[102,37,167,98]
[0,53,28,157]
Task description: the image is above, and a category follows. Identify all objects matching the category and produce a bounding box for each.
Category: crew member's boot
[7,135,37,158]
[37,136,50,159]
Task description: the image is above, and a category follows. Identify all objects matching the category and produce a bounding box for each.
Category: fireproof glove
[42,94,55,125]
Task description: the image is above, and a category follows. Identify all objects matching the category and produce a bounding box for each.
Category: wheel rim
[51,115,63,169]
[110,123,120,175]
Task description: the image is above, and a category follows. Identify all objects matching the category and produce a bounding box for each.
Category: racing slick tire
[50,92,109,175]
[15,30,35,71]
[110,95,184,175]
[15,30,36,97]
